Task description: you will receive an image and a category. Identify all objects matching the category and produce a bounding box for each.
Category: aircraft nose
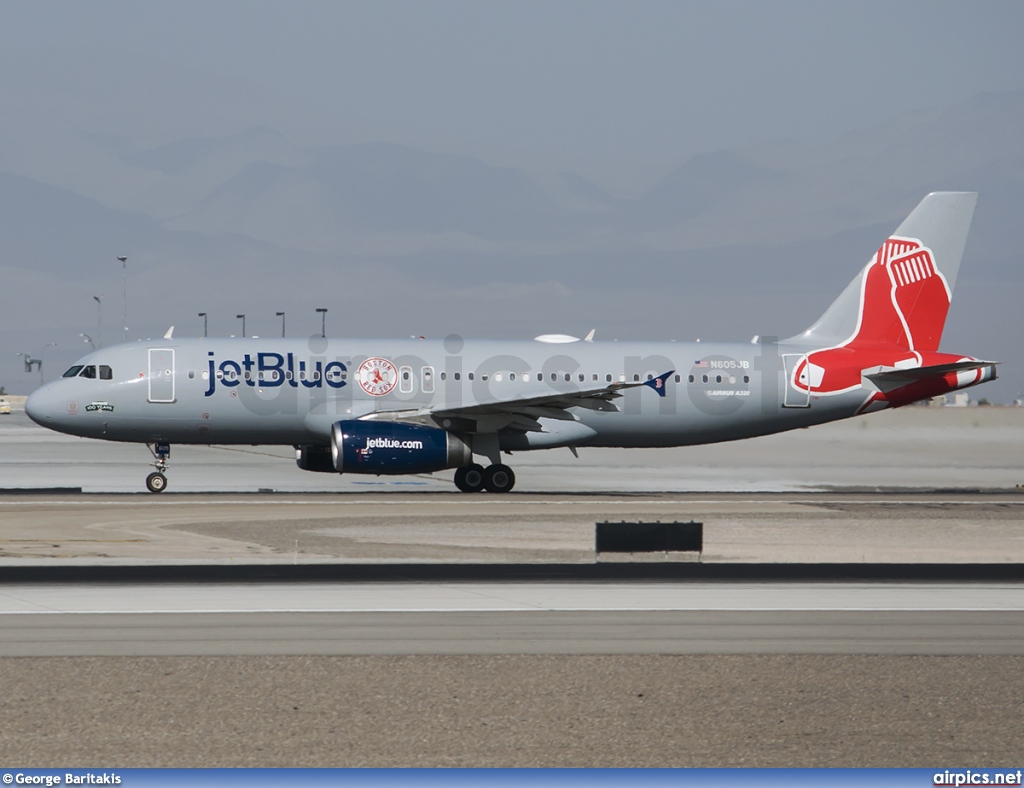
[25,383,60,426]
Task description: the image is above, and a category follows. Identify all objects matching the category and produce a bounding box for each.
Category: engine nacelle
[294,445,335,473]
[331,420,471,475]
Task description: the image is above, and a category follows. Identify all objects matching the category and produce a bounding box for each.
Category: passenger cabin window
[63,366,84,378]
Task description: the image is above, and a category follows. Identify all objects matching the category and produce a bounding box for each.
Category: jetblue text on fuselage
[204,351,347,396]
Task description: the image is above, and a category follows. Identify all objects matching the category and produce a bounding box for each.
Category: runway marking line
[1,499,1021,507]
[2,607,1024,615]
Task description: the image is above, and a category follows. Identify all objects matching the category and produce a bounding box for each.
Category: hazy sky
[2,1,1022,402]
[4,0,1023,192]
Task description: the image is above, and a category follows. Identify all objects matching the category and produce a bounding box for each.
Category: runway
[2,580,1022,656]
[2,406,1023,494]
[2,490,1023,565]
[2,409,1023,765]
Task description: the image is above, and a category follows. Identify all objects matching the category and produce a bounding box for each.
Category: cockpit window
[78,365,97,379]
[63,366,84,378]
[99,365,113,380]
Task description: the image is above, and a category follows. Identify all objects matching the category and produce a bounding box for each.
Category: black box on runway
[595,520,703,554]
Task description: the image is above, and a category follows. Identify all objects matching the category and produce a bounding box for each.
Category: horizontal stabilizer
[864,360,997,384]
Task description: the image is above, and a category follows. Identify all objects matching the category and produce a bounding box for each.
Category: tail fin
[795,192,977,351]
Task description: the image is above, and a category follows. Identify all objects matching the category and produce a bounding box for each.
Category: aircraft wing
[359,371,674,433]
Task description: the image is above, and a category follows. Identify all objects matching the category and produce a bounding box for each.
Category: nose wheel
[146,443,171,493]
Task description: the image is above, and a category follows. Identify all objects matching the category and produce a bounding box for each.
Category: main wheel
[454,463,485,493]
[146,472,168,493]
[483,464,515,493]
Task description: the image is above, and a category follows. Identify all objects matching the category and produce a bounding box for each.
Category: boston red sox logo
[357,357,398,396]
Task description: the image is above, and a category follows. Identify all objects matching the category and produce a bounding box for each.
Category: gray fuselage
[26,335,863,451]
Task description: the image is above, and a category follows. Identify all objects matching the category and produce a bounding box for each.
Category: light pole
[237,314,246,338]
[276,311,286,338]
[33,339,56,384]
[117,256,127,343]
[198,313,207,337]
[80,333,96,350]
[17,353,39,382]
[316,307,327,338]
[93,295,103,348]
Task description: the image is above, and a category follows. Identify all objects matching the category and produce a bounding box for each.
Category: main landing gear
[145,443,170,493]
[454,463,515,493]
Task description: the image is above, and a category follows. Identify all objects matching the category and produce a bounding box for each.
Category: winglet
[163,326,175,339]
[643,370,674,397]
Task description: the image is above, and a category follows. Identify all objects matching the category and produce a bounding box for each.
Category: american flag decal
[693,360,708,368]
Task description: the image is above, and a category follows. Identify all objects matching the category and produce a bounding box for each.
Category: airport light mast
[198,313,207,338]
[93,295,102,348]
[117,256,127,343]
[19,343,56,386]
[277,311,286,338]
[237,314,246,338]
[316,307,327,338]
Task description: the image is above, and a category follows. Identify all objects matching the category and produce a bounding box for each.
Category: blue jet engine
[329,420,471,475]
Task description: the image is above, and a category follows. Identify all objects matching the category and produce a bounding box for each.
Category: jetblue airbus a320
[26,192,996,493]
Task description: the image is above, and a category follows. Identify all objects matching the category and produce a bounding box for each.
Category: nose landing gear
[145,443,170,493]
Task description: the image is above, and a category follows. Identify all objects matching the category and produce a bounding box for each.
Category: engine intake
[331,420,471,475]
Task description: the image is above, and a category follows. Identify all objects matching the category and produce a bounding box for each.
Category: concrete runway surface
[1,406,1022,494]
[1,491,1022,565]
[1,581,1023,657]
[1,407,1022,765]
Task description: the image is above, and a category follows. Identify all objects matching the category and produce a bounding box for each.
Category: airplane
[26,192,996,494]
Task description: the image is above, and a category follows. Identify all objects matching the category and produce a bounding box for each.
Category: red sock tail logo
[851,236,951,352]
